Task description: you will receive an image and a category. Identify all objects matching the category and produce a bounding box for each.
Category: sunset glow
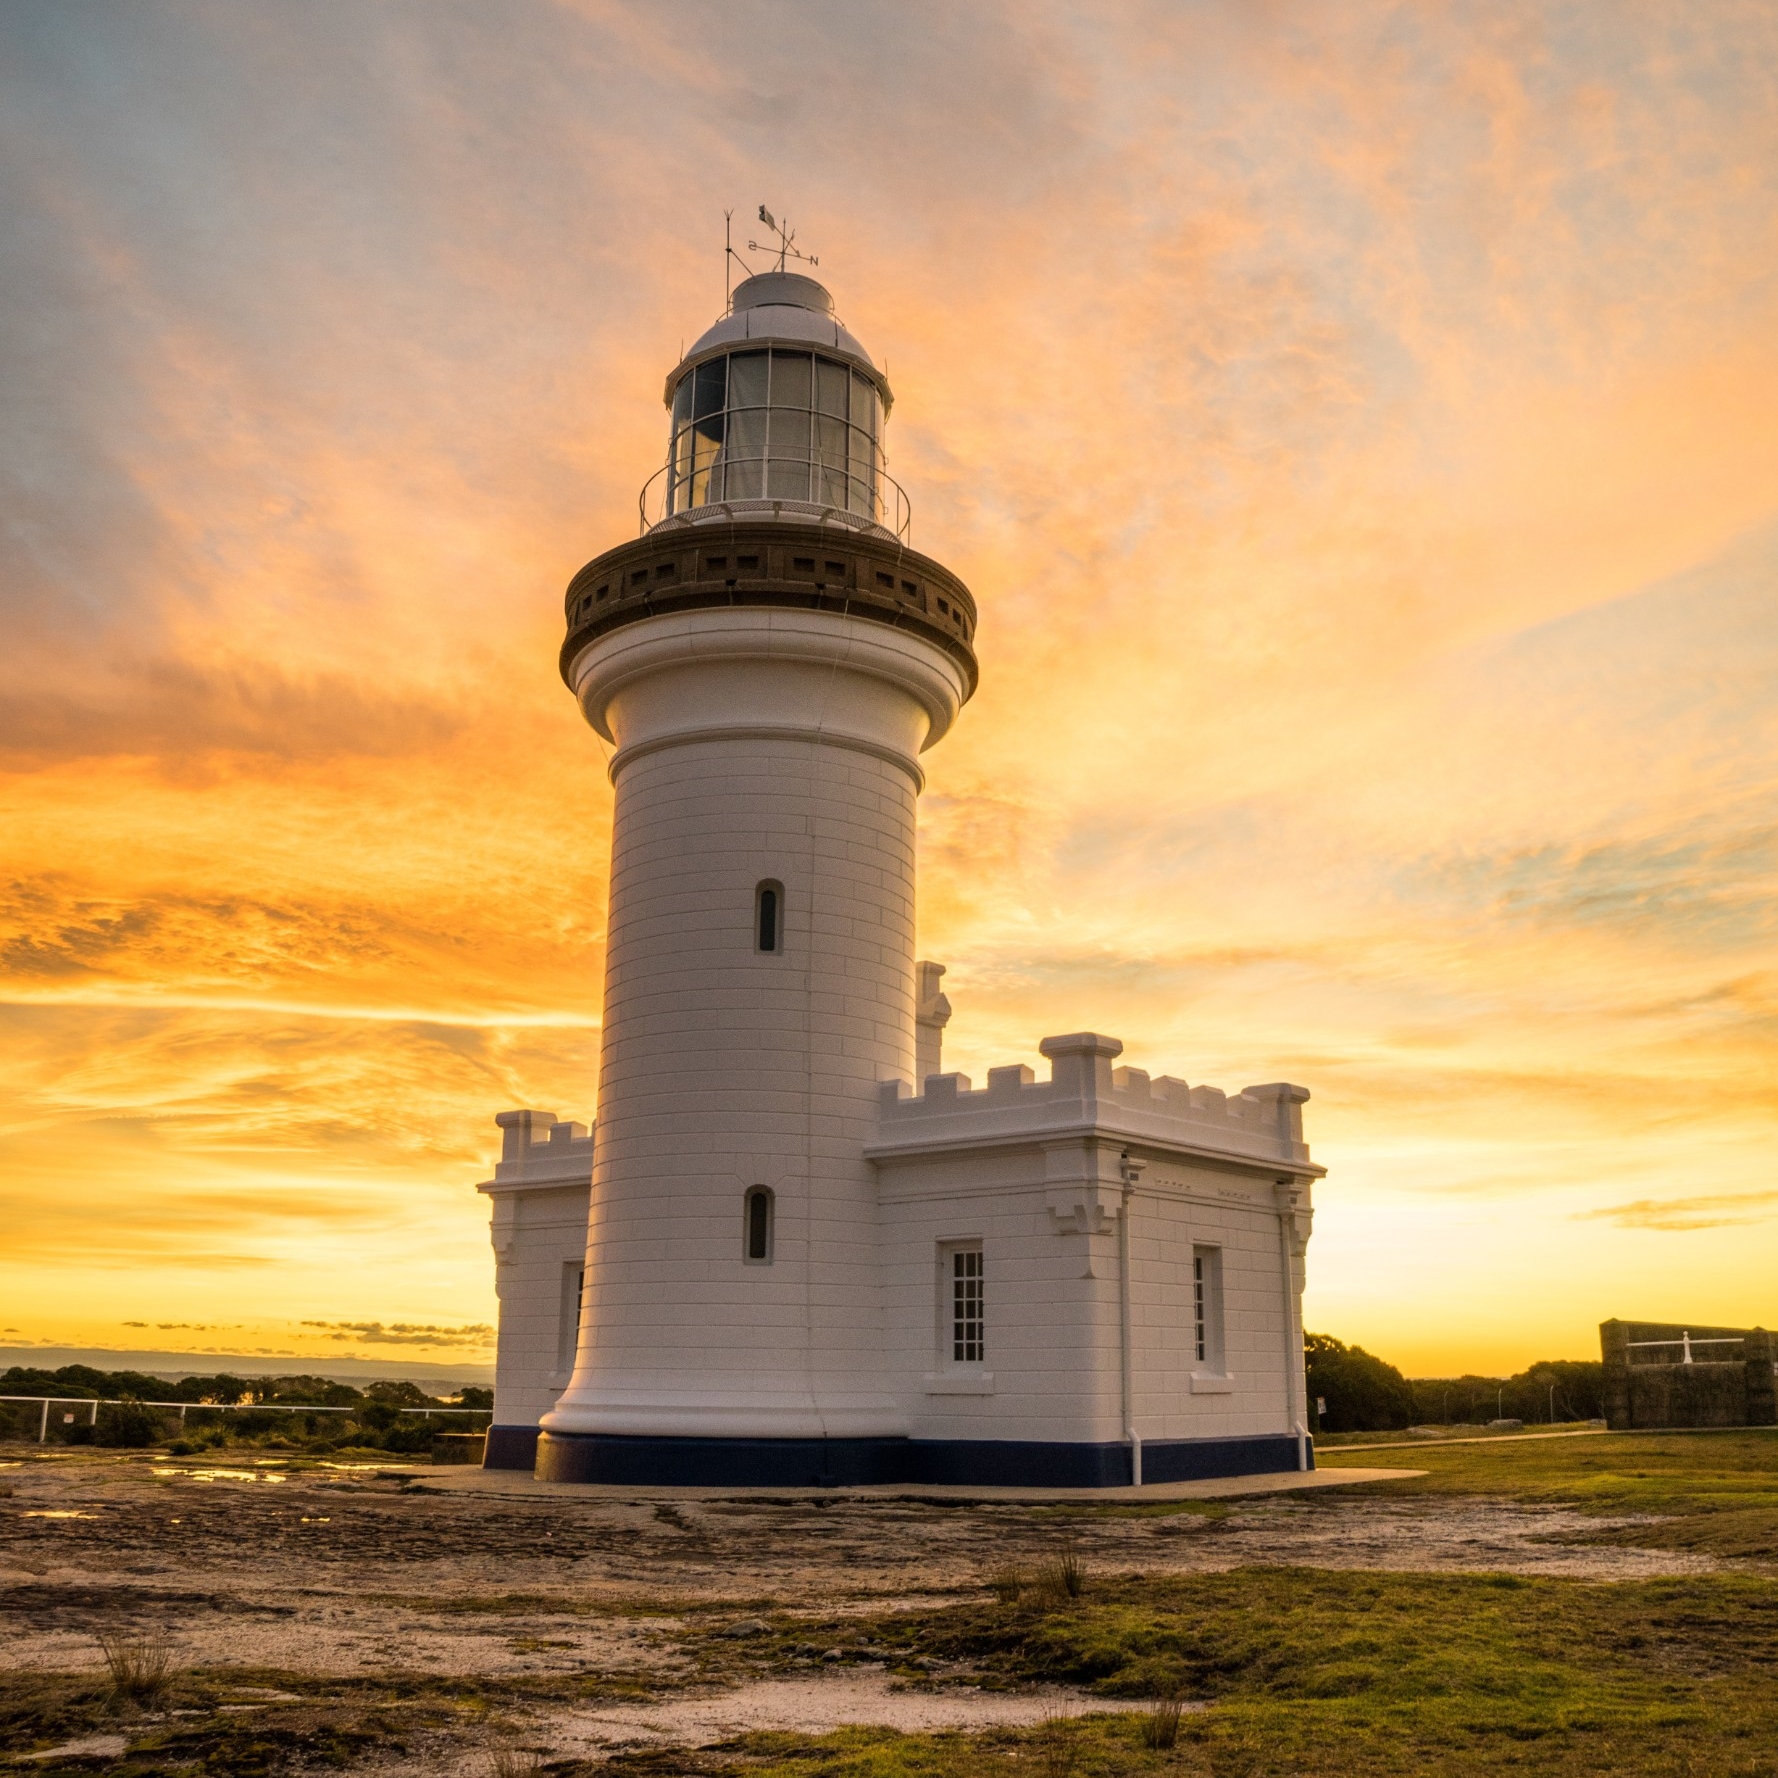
[3,1,1775,1376]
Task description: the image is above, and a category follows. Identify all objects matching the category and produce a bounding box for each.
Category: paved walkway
[1320,1428,1618,1455]
[413,1464,1423,1505]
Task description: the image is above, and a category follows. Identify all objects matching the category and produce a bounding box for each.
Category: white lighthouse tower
[481,258,1324,1489]
[539,267,976,1482]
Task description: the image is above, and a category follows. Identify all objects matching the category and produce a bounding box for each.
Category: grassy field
[1316,1427,1778,1559]
[631,1431,1778,1776]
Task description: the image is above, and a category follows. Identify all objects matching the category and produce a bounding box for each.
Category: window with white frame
[1192,1245,1225,1372]
[558,1261,586,1370]
[946,1244,984,1364]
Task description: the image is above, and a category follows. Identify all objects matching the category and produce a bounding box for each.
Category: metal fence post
[39,1399,49,1443]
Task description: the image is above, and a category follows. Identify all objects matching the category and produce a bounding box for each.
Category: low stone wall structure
[1600,1319,1777,1429]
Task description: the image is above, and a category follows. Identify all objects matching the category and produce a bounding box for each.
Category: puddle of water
[151,1467,287,1484]
[21,1510,94,1520]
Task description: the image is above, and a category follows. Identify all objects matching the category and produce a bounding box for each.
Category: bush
[379,1422,436,1454]
[95,1400,162,1447]
[357,1399,402,1434]
[1305,1333,1415,1433]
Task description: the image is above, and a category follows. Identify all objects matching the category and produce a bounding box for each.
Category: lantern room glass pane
[692,358,726,420]
[768,406,810,458]
[726,408,765,499]
[815,413,846,464]
[767,457,810,500]
[690,413,724,506]
[852,372,880,438]
[728,350,768,408]
[671,374,693,429]
[769,350,811,409]
[728,408,766,455]
[815,357,849,417]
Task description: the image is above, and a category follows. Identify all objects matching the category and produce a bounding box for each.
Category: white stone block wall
[477,1111,593,1432]
[869,1035,1319,1451]
[547,610,970,1442]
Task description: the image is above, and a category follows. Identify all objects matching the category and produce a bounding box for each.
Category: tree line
[1304,1334,1604,1434]
[0,1364,490,1451]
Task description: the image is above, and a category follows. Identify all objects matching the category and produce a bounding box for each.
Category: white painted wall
[544,609,970,1442]
[477,1111,593,1431]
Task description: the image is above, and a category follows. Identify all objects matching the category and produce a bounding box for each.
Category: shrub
[1305,1333,1415,1432]
[1036,1549,1086,1602]
[988,1565,1027,1604]
[1140,1695,1184,1750]
[378,1422,436,1454]
[95,1400,161,1448]
[97,1633,172,1707]
[357,1399,402,1434]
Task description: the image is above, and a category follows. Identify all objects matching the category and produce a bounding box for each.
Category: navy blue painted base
[532,1430,1310,1489]
[483,1424,541,1470]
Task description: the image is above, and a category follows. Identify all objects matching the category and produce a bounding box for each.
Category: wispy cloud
[300,1320,495,1347]
[1576,1192,1778,1232]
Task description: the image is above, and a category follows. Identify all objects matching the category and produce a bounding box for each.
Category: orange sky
[2,0,1775,1376]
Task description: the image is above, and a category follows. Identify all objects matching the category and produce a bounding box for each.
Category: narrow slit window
[558,1261,586,1370]
[1192,1245,1224,1371]
[744,1187,774,1263]
[951,1247,984,1363]
[755,880,783,954]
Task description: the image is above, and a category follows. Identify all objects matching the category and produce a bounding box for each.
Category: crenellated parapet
[485,1109,594,1187]
[870,1032,1319,1177]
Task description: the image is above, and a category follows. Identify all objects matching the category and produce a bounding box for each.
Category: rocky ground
[0,1443,1725,1772]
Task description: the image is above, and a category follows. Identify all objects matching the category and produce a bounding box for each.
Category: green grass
[1317,1427,1778,1558]
[644,1566,1778,1776]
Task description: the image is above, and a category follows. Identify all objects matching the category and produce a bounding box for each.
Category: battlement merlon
[477,1109,596,1196]
[867,1032,1321,1178]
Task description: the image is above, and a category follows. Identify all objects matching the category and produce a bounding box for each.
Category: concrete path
[413,1464,1423,1504]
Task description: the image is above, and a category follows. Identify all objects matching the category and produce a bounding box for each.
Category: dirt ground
[0,1443,1720,1769]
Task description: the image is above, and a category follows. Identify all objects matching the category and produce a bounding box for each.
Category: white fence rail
[0,1395,491,1445]
[1623,1332,1745,1365]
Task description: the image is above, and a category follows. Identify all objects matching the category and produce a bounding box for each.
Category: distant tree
[454,1387,493,1411]
[365,1380,435,1408]
[1304,1333,1415,1433]
[1506,1359,1604,1422]
[268,1377,361,1408]
[1410,1360,1605,1425]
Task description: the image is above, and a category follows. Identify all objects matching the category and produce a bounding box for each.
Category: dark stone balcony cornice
[561,520,978,696]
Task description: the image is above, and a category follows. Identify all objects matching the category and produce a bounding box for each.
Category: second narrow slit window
[756,880,782,953]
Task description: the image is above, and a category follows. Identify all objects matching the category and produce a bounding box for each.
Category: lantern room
[656,271,896,532]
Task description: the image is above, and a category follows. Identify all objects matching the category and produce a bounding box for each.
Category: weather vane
[750,206,818,273]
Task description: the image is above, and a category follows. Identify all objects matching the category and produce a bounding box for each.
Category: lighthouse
[481,259,1323,1490]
